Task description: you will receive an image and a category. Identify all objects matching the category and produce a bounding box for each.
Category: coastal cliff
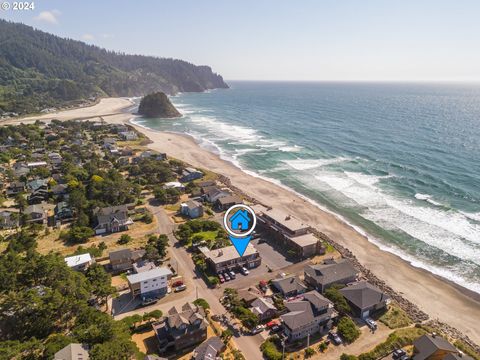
[0,20,228,115]
[138,92,181,118]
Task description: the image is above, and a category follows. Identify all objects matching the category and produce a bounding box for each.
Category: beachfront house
[340,281,389,318]
[253,204,324,258]
[281,290,337,342]
[119,131,138,141]
[304,258,358,293]
[199,244,261,274]
[271,274,308,298]
[93,205,133,235]
[214,195,243,211]
[126,267,172,299]
[153,302,208,353]
[64,253,94,272]
[180,200,204,219]
[180,167,203,182]
[412,334,464,360]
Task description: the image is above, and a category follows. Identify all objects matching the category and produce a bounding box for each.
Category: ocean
[133,81,480,294]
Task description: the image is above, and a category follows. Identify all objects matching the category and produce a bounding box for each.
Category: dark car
[328,331,343,345]
[393,349,407,360]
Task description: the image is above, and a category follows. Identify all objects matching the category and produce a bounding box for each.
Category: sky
[1,0,480,81]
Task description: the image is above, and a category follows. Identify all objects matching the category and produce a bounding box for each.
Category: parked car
[240,267,249,275]
[270,325,282,333]
[224,272,231,281]
[218,274,225,283]
[328,331,343,345]
[229,270,236,279]
[393,349,407,360]
[250,325,265,335]
[365,317,377,330]
[174,284,187,292]
[139,298,158,307]
[172,280,184,287]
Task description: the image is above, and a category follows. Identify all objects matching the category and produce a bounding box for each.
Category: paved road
[147,203,265,360]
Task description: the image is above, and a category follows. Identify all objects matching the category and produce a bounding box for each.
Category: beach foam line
[284,157,351,170]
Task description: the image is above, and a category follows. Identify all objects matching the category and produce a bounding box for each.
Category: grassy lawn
[379,304,413,329]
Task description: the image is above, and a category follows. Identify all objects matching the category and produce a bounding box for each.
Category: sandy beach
[4,98,479,344]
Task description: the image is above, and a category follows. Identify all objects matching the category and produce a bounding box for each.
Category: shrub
[193,298,210,310]
[305,347,315,357]
[261,340,283,360]
[117,234,132,245]
[318,342,328,352]
[341,354,358,360]
[63,226,94,244]
[325,285,351,314]
[337,317,361,343]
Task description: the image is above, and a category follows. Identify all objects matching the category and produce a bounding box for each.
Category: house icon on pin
[229,209,250,231]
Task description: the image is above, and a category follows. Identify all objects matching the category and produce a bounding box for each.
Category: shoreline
[2,98,478,345]
[123,116,480,345]
[136,124,480,302]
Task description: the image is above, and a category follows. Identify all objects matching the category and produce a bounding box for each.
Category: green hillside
[0,20,228,115]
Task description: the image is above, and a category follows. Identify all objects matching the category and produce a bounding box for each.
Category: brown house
[153,302,208,353]
[413,334,461,360]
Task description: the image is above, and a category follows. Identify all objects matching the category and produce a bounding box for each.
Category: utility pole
[196,286,199,300]
[307,332,310,349]
[282,339,286,360]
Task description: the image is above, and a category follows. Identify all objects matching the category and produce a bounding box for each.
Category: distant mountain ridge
[0,20,228,114]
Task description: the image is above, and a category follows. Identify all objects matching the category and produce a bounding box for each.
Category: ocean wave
[310,170,480,263]
[284,157,351,171]
[278,145,303,152]
[414,193,444,207]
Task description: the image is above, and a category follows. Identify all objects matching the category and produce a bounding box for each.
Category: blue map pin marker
[229,235,252,256]
[224,205,257,257]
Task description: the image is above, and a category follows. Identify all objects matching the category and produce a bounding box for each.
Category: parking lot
[251,236,295,270]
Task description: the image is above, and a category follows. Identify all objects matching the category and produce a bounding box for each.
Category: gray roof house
[0,210,19,229]
[153,302,208,353]
[109,248,146,272]
[271,274,308,298]
[180,200,204,219]
[281,290,336,342]
[193,336,225,360]
[412,334,460,360]
[340,281,389,318]
[54,343,89,360]
[250,297,277,321]
[304,258,358,293]
[180,167,203,182]
[93,205,133,235]
[25,203,48,224]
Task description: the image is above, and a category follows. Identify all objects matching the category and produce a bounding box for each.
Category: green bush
[324,285,351,314]
[337,317,361,343]
[318,342,328,352]
[117,234,132,245]
[305,347,315,357]
[341,354,358,360]
[193,298,210,310]
[261,340,283,360]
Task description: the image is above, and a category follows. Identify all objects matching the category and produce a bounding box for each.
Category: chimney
[285,215,291,220]
[218,250,223,257]
[431,332,437,338]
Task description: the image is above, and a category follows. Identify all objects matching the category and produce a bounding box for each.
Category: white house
[64,253,94,272]
[127,267,173,299]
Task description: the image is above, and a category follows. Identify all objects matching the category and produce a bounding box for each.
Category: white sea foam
[311,170,480,264]
[278,145,303,152]
[415,193,444,207]
[284,157,351,171]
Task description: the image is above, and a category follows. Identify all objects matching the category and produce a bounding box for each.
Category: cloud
[82,34,95,41]
[34,9,61,24]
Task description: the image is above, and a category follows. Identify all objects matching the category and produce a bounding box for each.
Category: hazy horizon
[2,0,480,82]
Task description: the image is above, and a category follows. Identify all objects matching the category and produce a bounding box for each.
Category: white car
[365,317,377,330]
[240,267,249,275]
